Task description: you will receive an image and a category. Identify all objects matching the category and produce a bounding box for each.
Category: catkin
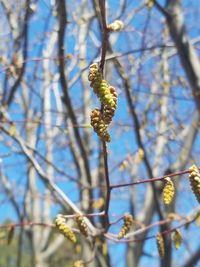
[156,232,165,258]
[88,63,102,81]
[55,214,76,243]
[75,214,89,238]
[90,108,111,142]
[88,63,115,108]
[162,177,175,205]
[74,260,84,267]
[173,229,182,250]
[118,214,133,239]
[189,165,200,203]
[103,86,118,125]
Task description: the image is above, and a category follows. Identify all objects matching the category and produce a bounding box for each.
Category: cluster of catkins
[89,63,118,142]
[156,230,182,258]
[55,214,89,243]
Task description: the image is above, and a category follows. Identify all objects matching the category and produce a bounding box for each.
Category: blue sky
[0,1,200,266]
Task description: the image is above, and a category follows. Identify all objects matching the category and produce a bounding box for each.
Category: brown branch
[154,1,170,17]
[102,142,111,222]
[162,1,200,109]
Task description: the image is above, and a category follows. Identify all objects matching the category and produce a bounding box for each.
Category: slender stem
[99,0,108,72]
[102,142,111,227]
[104,212,197,243]
[110,168,191,189]
[62,211,105,219]
[98,0,111,229]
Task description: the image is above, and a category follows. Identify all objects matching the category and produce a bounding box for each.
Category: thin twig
[99,0,108,72]
[110,168,193,189]
[104,210,198,243]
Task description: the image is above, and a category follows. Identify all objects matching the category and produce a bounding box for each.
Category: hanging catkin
[55,214,76,243]
[88,63,116,108]
[103,86,118,125]
[189,165,200,203]
[162,177,175,205]
[118,214,133,239]
[173,229,182,250]
[90,108,111,142]
[156,232,165,258]
[75,214,89,237]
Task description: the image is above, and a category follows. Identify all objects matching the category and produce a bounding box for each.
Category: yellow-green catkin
[162,177,175,205]
[90,108,111,142]
[103,86,118,125]
[55,214,76,243]
[75,214,89,238]
[74,260,84,267]
[173,229,182,250]
[107,20,124,32]
[156,232,165,258]
[118,214,133,239]
[189,165,200,203]
[88,63,115,108]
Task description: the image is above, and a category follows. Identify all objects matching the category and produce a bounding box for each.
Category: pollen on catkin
[75,214,89,238]
[74,260,84,267]
[156,232,165,258]
[162,177,175,205]
[189,165,200,203]
[118,214,133,239]
[88,63,115,108]
[55,214,77,243]
[173,229,182,250]
[103,86,118,125]
[90,108,111,142]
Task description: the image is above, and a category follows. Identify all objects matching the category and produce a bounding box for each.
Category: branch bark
[164,1,200,109]
[57,0,93,213]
